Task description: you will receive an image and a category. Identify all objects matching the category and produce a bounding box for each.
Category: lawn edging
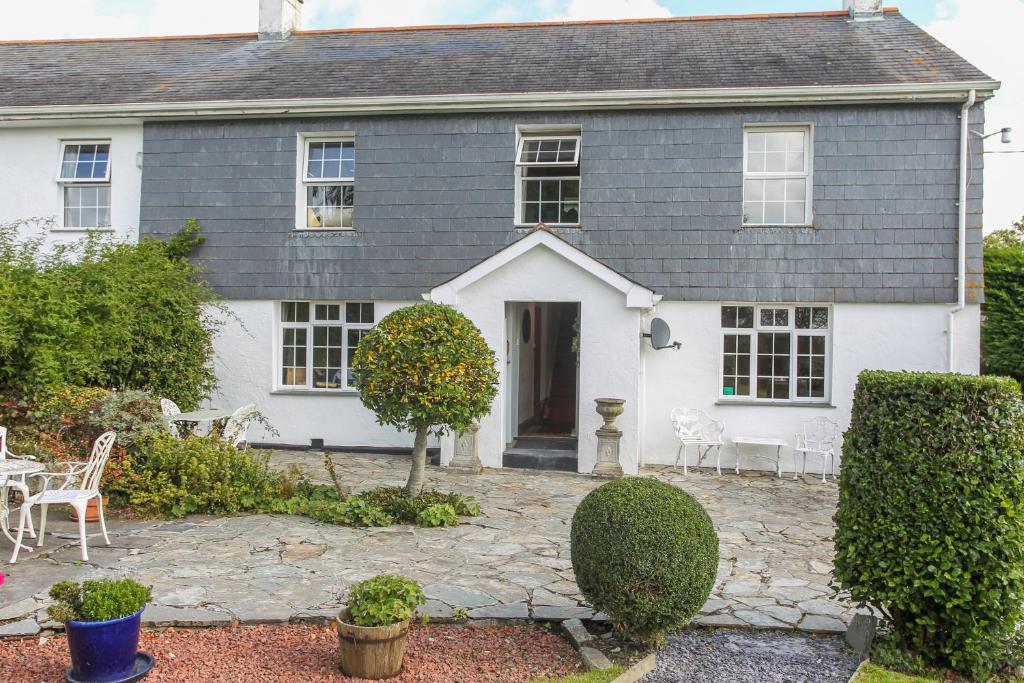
[609,653,657,683]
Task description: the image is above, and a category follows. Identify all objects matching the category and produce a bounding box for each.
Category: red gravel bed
[1,622,583,682]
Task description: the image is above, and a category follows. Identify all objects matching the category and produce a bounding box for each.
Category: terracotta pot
[69,496,108,523]
[336,608,410,679]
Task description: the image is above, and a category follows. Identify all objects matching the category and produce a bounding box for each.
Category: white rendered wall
[446,245,644,475]
[0,123,143,248]
[641,302,982,473]
[209,299,419,448]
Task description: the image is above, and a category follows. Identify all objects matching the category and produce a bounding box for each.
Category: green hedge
[982,242,1024,385]
[570,478,718,645]
[0,218,217,409]
[834,370,1024,678]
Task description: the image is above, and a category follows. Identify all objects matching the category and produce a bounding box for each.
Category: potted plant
[336,574,425,679]
[48,578,154,682]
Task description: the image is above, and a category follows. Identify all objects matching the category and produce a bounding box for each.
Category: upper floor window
[279,301,374,391]
[742,126,811,227]
[720,304,830,402]
[515,131,580,226]
[57,142,111,229]
[300,136,354,230]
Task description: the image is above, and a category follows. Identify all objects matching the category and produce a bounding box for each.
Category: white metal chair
[0,426,35,538]
[10,431,116,563]
[160,397,182,437]
[222,404,257,448]
[670,408,726,475]
[793,416,838,482]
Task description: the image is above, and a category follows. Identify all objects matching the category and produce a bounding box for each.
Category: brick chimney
[844,0,883,21]
[259,0,303,40]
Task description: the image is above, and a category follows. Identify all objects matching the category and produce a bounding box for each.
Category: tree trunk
[405,425,430,496]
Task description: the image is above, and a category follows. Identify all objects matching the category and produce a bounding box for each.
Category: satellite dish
[644,318,681,350]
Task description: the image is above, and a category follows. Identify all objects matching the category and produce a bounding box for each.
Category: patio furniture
[10,431,116,564]
[793,416,838,482]
[160,397,182,437]
[222,404,258,448]
[1,458,42,554]
[732,436,788,478]
[0,425,37,541]
[167,407,235,438]
[670,408,725,475]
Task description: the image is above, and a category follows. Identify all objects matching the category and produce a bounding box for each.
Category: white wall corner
[259,0,303,40]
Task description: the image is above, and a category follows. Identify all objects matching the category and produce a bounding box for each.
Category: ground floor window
[279,301,374,390]
[720,304,830,402]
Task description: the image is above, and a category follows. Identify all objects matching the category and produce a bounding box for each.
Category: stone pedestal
[448,423,482,473]
[592,398,624,478]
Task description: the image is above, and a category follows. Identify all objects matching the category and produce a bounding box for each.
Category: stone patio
[0,451,855,636]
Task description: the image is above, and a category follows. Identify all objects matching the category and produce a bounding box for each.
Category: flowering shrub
[352,303,498,494]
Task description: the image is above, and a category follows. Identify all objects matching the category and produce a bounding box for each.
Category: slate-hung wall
[139,103,984,303]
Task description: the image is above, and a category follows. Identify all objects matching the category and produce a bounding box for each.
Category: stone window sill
[715,400,836,409]
[271,389,360,396]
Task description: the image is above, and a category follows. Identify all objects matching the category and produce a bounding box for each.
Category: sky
[3,1,1021,230]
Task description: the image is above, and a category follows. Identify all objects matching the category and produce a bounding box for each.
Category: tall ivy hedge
[982,239,1024,385]
[0,218,218,409]
[834,370,1024,678]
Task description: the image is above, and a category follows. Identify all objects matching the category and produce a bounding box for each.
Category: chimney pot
[259,0,303,40]
[844,0,884,20]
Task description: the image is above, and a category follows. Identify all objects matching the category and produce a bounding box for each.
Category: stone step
[513,435,578,450]
[502,447,578,472]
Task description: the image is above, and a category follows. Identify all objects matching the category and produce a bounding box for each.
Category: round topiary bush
[571,477,718,645]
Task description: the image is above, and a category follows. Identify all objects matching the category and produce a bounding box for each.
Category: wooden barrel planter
[335,608,410,679]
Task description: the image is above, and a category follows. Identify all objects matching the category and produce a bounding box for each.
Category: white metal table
[170,408,234,423]
[732,436,789,478]
[1,459,43,552]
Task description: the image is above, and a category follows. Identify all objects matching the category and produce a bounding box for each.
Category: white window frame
[742,124,813,227]
[276,300,374,392]
[514,126,582,228]
[56,140,113,231]
[294,132,355,231]
[719,304,832,404]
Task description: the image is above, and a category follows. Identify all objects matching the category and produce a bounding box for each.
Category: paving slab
[2,451,854,632]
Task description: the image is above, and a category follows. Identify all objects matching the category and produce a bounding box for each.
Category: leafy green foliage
[834,371,1024,679]
[570,478,718,646]
[357,486,480,524]
[0,218,219,410]
[87,389,166,450]
[346,575,425,627]
[113,431,282,516]
[48,579,152,623]
[416,503,458,528]
[352,303,498,493]
[352,303,498,436]
[983,222,1024,385]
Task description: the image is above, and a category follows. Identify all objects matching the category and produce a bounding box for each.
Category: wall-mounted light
[972,127,1013,145]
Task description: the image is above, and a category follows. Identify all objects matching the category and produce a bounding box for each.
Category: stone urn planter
[336,607,411,679]
[593,398,625,478]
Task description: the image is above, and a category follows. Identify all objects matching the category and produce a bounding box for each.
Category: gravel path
[0,623,582,682]
[641,627,861,683]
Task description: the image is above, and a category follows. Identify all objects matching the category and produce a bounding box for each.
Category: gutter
[0,80,1000,122]
[949,88,977,372]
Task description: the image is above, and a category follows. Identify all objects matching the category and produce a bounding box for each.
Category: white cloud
[0,0,254,40]
[549,0,671,21]
[925,0,1024,231]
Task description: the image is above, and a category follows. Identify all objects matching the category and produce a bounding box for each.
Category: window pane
[785,178,806,201]
[764,179,785,201]
[748,132,766,153]
[537,139,560,163]
[737,307,754,328]
[540,203,559,223]
[785,201,806,224]
[541,180,559,201]
[524,203,539,224]
[721,306,737,328]
[812,307,829,329]
[525,180,540,201]
[307,184,353,229]
[756,332,791,399]
[795,307,810,329]
[765,132,786,152]
[561,202,579,224]
[744,179,764,202]
[796,331,827,398]
[764,151,787,173]
[311,324,343,389]
[747,152,766,173]
[743,202,763,225]
[722,333,752,397]
[562,179,579,201]
[764,202,785,224]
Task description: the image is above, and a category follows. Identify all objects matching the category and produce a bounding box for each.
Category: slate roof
[0,10,992,109]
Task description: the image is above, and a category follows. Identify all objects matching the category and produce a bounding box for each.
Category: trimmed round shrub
[834,370,1024,678]
[570,477,718,645]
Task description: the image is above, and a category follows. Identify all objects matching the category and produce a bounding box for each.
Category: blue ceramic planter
[66,608,143,683]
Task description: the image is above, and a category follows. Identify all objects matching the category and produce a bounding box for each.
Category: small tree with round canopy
[351,303,498,495]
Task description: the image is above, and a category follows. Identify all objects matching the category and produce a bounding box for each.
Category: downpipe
[949,88,976,372]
